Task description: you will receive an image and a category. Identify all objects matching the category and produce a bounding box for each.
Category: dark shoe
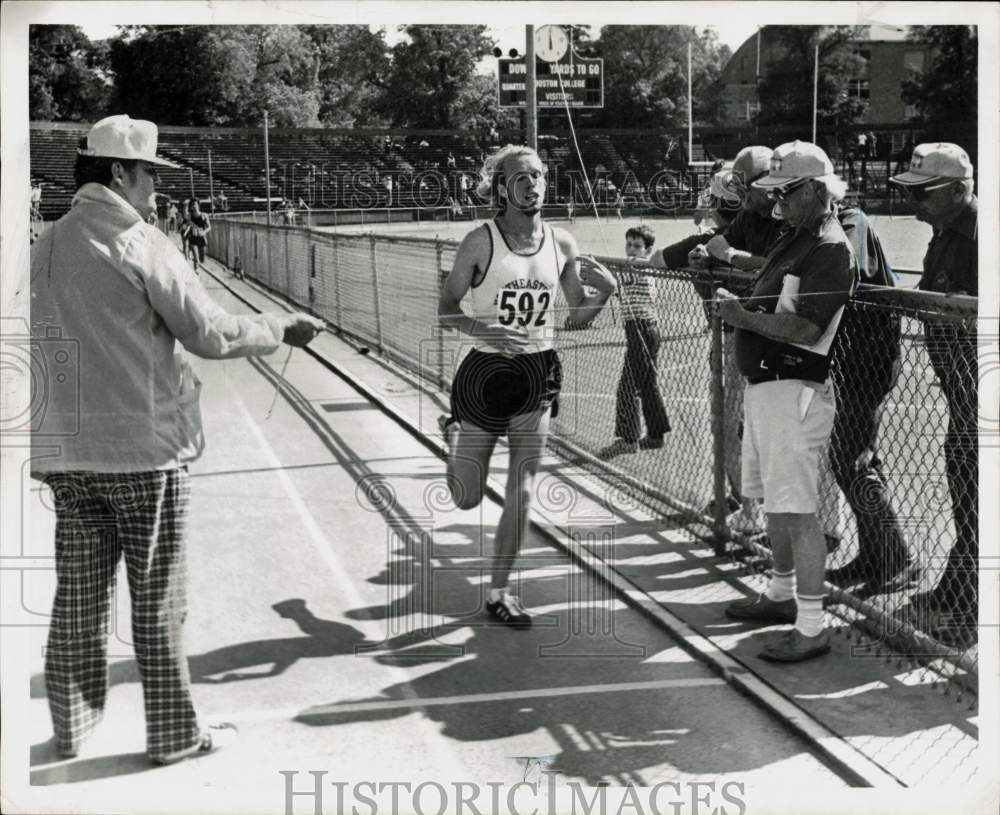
[759,629,831,663]
[930,611,978,646]
[486,594,532,629]
[725,594,797,624]
[827,555,921,593]
[703,495,742,517]
[150,722,239,766]
[598,439,638,459]
[638,436,665,450]
[824,534,841,554]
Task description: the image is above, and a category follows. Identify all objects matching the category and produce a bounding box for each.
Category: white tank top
[468,220,566,353]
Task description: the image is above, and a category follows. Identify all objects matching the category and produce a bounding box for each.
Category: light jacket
[31,183,285,473]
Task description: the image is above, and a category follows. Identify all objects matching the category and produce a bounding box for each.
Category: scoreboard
[498,55,604,109]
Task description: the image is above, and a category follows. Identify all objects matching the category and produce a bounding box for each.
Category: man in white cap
[891,143,978,639]
[30,115,324,764]
[715,140,857,662]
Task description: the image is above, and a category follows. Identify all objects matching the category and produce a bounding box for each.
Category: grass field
[319,212,932,283]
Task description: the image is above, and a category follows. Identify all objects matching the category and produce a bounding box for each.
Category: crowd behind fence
[206,218,980,686]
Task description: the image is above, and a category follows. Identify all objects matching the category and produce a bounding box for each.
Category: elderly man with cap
[30,115,325,764]
[891,143,979,638]
[645,147,782,521]
[716,141,857,662]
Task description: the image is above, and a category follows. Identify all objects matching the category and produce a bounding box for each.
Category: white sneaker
[150,722,239,766]
[486,593,532,629]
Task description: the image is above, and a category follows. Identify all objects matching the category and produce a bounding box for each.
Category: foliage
[756,26,868,128]
[586,26,732,128]
[901,26,976,127]
[374,26,496,128]
[29,25,111,121]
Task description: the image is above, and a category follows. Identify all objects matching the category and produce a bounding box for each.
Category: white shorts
[741,379,836,514]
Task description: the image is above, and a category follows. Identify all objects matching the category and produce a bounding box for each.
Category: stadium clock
[534,25,569,62]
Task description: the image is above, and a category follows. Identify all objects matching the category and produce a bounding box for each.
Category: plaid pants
[43,468,200,760]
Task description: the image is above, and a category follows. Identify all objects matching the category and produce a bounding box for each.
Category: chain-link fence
[206,219,980,693]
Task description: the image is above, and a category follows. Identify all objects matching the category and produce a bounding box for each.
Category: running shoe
[486,593,532,629]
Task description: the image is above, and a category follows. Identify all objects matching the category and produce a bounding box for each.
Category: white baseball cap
[890,142,973,186]
[753,140,834,189]
[79,115,179,167]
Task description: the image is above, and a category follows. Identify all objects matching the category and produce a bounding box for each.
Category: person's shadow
[30,599,373,697]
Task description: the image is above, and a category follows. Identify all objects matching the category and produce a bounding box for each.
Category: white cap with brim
[890,142,973,186]
[752,140,834,189]
[78,114,179,168]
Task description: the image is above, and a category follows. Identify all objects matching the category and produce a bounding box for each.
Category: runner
[437,144,618,628]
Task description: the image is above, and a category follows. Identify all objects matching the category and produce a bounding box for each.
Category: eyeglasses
[769,179,812,201]
[906,180,954,201]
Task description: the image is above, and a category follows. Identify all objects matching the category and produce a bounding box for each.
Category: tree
[902,26,976,126]
[29,25,111,121]
[375,25,496,128]
[756,26,868,129]
[303,25,391,127]
[586,26,732,128]
[109,25,324,127]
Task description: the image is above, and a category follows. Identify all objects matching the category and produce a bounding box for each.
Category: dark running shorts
[450,348,562,436]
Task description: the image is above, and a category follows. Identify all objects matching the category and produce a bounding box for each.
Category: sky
[78,21,761,60]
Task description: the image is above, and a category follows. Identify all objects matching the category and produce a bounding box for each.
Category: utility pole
[263,110,272,228]
[525,25,538,150]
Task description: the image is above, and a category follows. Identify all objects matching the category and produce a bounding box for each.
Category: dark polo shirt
[920,196,978,295]
[658,208,783,269]
[735,212,857,383]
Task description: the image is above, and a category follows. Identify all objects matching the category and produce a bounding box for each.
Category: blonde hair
[476,144,545,205]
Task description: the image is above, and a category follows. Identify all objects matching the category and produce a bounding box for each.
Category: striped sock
[795,594,826,637]
[765,569,796,602]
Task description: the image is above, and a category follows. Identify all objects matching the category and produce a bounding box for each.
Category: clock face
[534,25,569,62]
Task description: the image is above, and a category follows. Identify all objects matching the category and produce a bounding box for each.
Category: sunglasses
[769,179,812,201]
[139,164,160,181]
[906,180,954,201]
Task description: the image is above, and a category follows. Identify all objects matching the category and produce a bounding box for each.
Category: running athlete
[438,144,618,629]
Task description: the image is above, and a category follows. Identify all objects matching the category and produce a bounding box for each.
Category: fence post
[332,236,343,331]
[308,242,317,311]
[284,228,292,296]
[709,310,727,556]
[436,238,446,390]
[370,234,384,352]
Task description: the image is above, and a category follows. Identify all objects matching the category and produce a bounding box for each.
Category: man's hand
[713,288,744,325]
[478,325,536,355]
[283,313,326,347]
[578,255,618,294]
[687,244,712,270]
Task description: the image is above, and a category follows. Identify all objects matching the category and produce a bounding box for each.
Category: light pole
[263,110,272,227]
[207,148,214,210]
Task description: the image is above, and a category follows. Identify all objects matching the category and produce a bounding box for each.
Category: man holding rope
[30,115,324,764]
[438,144,617,629]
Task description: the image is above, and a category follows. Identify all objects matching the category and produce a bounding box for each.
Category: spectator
[446,151,457,169]
[30,179,43,220]
[187,201,210,269]
[599,225,671,459]
[693,161,741,235]
[178,199,193,260]
[891,143,979,640]
[166,200,178,233]
[719,141,856,663]
[29,114,324,765]
[649,146,783,528]
[823,190,917,594]
[867,131,877,160]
